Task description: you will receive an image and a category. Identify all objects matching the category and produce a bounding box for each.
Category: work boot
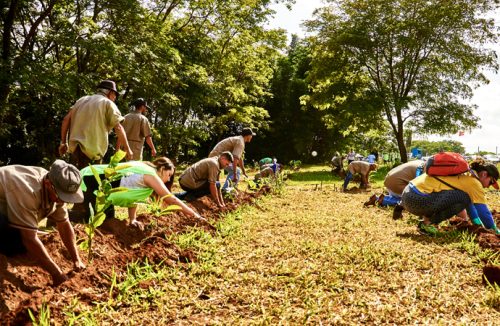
[363,194,377,207]
[392,204,404,220]
[376,194,385,206]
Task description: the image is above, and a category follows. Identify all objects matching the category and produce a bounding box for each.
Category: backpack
[424,152,469,176]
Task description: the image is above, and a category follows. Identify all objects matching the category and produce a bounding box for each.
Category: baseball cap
[132,98,151,110]
[47,160,84,203]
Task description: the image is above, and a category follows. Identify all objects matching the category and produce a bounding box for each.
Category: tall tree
[305,0,498,162]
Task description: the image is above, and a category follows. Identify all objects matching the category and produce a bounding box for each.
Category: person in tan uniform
[363,160,424,219]
[208,128,255,189]
[59,80,133,221]
[121,98,157,161]
[178,152,233,208]
[343,161,378,191]
[0,160,85,286]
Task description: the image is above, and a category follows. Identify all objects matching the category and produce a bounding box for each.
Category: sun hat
[96,80,119,96]
[47,160,84,203]
[241,128,256,137]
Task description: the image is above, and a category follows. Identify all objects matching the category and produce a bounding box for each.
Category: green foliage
[79,150,129,261]
[28,301,51,326]
[146,194,181,217]
[305,0,497,162]
[288,160,302,170]
[411,140,465,156]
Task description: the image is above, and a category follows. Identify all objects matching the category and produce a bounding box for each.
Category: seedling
[146,194,181,217]
[79,150,130,261]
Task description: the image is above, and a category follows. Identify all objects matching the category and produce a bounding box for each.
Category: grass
[59,165,500,323]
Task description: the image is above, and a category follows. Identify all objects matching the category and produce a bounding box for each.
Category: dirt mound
[483,265,500,286]
[0,189,265,324]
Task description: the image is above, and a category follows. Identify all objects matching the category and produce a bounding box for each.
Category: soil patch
[0,189,265,325]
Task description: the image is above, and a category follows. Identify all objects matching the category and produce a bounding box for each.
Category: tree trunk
[395,131,408,163]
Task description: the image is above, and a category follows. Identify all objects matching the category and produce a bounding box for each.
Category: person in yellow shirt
[401,159,499,235]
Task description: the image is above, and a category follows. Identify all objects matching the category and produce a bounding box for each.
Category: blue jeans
[380,195,401,207]
[223,166,241,189]
[343,171,353,190]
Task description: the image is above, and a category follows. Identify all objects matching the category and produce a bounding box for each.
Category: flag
[458,130,465,136]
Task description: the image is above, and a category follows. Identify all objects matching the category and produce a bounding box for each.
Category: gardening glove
[471,217,484,226]
[493,226,500,235]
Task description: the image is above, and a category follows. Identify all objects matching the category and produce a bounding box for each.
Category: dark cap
[47,160,84,203]
[132,98,151,110]
[96,80,119,96]
[241,128,256,137]
[484,163,499,189]
[220,151,234,163]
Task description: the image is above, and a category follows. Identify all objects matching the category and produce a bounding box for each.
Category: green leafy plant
[146,194,181,217]
[28,301,50,326]
[288,160,302,170]
[80,150,130,261]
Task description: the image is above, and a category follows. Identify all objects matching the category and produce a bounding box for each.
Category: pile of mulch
[0,188,266,325]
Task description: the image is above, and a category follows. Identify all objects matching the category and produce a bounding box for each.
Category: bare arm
[239,157,247,177]
[209,182,225,207]
[145,135,157,157]
[56,219,85,270]
[59,109,73,156]
[144,174,202,218]
[114,123,133,159]
[20,229,67,286]
[232,157,240,181]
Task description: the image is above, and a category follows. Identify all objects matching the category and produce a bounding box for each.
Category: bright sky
[267,0,500,154]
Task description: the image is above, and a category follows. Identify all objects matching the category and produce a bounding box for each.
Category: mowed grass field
[64,165,500,324]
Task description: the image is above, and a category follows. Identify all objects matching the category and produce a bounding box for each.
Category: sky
[267,0,500,154]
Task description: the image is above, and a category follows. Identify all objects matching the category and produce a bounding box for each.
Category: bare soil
[0,189,265,325]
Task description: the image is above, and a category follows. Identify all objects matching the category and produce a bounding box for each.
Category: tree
[305,0,498,162]
[411,140,465,156]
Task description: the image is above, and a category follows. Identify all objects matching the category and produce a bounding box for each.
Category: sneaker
[376,194,385,206]
[417,221,438,236]
[392,204,404,220]
[363,194,377,207]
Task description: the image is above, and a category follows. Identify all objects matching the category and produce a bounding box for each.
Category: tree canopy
[304,0,498,162]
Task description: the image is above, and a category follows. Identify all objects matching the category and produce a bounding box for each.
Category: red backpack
[424,152,469,176]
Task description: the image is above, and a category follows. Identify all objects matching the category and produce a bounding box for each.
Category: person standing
[121,98,157,161]
[346,149,356,165]
[178,152,233,208]
[208,128,255,189]
[0,160,85,286]
[59,79,133,220]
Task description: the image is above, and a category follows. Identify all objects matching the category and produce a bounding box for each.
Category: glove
[494,226,500,235]
[471,217,484,226]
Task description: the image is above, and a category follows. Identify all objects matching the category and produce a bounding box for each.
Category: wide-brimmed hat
[241,128,256,137]
[47,160,84,203]
[483,163,499,189]
[132,98,151,110]
[96,80,119,96]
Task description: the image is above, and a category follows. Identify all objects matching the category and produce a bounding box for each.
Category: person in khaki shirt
[121,98,157,161]
[343,161,378,191]
[363,160,424,219]
[179,152,233,208]
[59,80,133,221]
[0,160,85,286]
[209,128,255,189]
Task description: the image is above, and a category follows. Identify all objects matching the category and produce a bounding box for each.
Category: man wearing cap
[0,160,85,286]
[208,128,255,189]
[59,80,133,220]
[121,98,157,161]
[59,79,133,166]
[178,152,233,208]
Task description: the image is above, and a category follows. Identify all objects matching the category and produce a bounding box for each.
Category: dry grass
[64,167,500,324]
